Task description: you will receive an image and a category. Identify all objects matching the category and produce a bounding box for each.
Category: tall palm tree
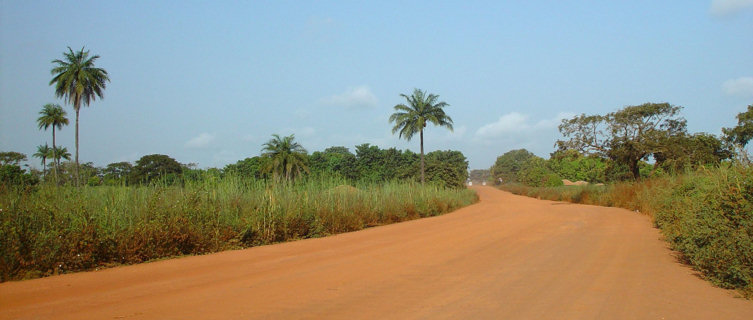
[50,46,110,186]
[261,134,309,181]
[37,103,69,179]
[389,88,453,184]
[33,144,53,179]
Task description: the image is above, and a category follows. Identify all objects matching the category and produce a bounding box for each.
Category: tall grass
[0,175,477,281]
[500,165,753,297]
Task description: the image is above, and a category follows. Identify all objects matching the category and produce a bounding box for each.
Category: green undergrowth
[0,175,477,281]
[500,165,753,298]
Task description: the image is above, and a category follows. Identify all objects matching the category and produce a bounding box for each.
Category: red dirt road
[2,186,752,319]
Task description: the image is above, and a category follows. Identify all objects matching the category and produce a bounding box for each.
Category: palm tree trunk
[52,126,57,182]
[75,106,80,186]
[420,128,425,184]
[42,158,46,179]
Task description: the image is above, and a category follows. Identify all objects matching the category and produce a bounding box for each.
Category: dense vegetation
[492,103,753,296]
[0,175,476,281]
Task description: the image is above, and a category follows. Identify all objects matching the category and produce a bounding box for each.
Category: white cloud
[475,112,530,138]
[185,133,215,148]
[722,77,753,97]
[710,0,753,16]
[321,85,378,109]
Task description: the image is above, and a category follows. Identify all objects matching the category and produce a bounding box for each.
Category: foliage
[723,104,753,148]
[469,169,490,184]
[653,132,733,173]
[0,176,477,281]
[50,46,110,186]
[224,157,269,180]
[0,152,27,166]
[102,162,133,185]
[261,134,309,181]
[308,146,358,180]
[33,145,52,179]
[0,164,38,186]
[517,157,563,187]
[490,149,537,184]
[423,150,469,188]
[130,154,182,185]
[389,88,453,183]
[557,102,686,179]
[36,103,68,179]
[548,149,607,183]
[354,144,418,183]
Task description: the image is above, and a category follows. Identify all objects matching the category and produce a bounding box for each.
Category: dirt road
[2,186,752,319]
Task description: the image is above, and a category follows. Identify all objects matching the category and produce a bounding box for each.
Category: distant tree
[469,169,491,184]
[51,146,71,166]
[548,149,607,183]
[517,157,562,187]
[389,88,454,184]
[309,146,358,180]
[33,144,53,179]
[224,156,270,180]
[102,161,133,185]
[723,104,753,148]
[0,151,27,166]
[423,150,469,188]
[490,149,537,184]
[130,154,183,184]
[50,46,110,186]
[653,133,733,172]
[261,134,309,181]
[36,103,68,179]
[557,102,686,180]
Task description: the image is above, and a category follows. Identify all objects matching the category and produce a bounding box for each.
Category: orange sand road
[2,186,752,319]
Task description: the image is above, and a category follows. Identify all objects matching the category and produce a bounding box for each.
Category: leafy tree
[33,144,53,179]
[389,88,453,184]
[261,134,308,181]
[490,149,537,184]
[423,150,469,188]
[557,102,686,180]
[50,47,110,186]
[653,133,733,173]
[517,157,563,187]
[0,164,38,186]
[0,152,27,166]
[548,149,607,183]
[469,169,490,184]
[723,104,753,148]
[309,146,358,180]
[102,161,133,185]
[224,156,270,180]
[130,154,182,184]
[36,103,68,179]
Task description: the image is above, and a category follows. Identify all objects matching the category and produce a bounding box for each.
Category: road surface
[2,186,752,319]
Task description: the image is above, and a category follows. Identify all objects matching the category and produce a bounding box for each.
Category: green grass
[0,175,477,281]
[499,165,753,297]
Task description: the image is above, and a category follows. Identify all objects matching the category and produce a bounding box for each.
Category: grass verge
[0,175,477,281]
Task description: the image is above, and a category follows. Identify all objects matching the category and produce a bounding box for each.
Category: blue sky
[1,0,752,170]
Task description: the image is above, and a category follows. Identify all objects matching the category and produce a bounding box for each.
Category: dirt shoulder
[1,186,752,319]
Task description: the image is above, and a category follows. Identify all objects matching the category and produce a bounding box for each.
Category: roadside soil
[2,186,752,319]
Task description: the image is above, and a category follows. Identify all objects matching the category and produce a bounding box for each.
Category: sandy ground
[2,186,752,319]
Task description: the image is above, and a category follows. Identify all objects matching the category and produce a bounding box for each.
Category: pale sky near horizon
[1,1,752,170]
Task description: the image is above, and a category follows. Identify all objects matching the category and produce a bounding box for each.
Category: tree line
[490,103,753,186]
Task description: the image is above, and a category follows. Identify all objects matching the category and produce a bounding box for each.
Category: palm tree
[51,146,72,166]
[37,103,69,179]
[261,134,309,181]
[50,46,110,186]
[33,144,53,179]
[389,88,453,184]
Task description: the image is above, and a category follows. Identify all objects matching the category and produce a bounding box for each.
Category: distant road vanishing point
[2,186,752,319]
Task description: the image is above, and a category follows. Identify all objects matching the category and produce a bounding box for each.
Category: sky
[1,0,752,170]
